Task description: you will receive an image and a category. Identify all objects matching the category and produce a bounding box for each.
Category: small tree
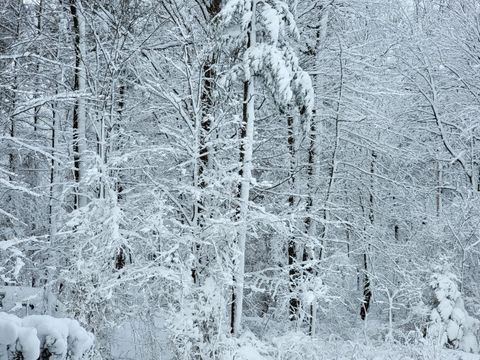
[426,268,479,353]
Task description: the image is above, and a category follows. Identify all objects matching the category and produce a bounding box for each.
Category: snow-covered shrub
[271,332,321,360]
[233,331,274,360]
[426,270,479,353]
[168,275,228,359]
[0,312,93,360]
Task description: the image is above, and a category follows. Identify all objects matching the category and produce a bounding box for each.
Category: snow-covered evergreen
[427,270,479,353]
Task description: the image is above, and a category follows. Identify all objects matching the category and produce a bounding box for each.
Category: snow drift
[0,312,93,360]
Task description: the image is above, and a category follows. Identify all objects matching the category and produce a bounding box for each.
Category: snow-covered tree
[2,0,480,358]
[216,0,313,335]
[426,268,479,353]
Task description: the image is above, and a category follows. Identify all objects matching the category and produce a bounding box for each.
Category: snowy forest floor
[221,334,480,360]
[107,315,480,360]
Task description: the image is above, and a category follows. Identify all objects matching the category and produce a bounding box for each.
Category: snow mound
[0,312,93,359]
[237,345,269,360]
[0,318,18,344]
[16,326,40,360]
[67,319,95,360]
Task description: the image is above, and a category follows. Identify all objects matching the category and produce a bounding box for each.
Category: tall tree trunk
[69,0,87,209]
[33,0,44,132]
[231,0,256,335]
[322,29,342,260]
[359,252,371,320]
[303,117,316,335]
[8,3,21,184]
[360,150,375,320]
[191,0,221,285]
[436,161,442,216]
[287,114,300,320]
[5,4,22,231]
[301,7,330,335]
[49,70,60,243]
[192,54,217,284]
[9,79,17,183]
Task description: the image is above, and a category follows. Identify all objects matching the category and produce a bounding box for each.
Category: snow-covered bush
[232,331,274,360]
[168,275,228,359]
[426,270,479,353]
[0,313,93,360]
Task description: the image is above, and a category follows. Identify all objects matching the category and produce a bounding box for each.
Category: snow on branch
[244,44,314,116]
[216,0,314,118]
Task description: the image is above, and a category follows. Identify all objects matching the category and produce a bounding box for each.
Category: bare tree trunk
[48,70,60,243]
[192,52,217,284]
[287,114,300,320]
[230,0,257,335]
[69,0,87,209]
[190,0,221,285]
[300,7,330,335]
[360,150,375,320]
[303,117,316,335]
[33,0,44,132]
[436,161,442,216]
[8,6,21,183]
[9,82,17,183]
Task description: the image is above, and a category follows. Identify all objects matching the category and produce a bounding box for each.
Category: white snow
[0,312,93,359]
[16,326,40,360]
[237,345,268,360]
[67,319,95,360]
[0,319,18,344]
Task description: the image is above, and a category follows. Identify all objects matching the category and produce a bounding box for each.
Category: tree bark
[303,117,316,335]
[231,0,256,335]
[69,0,87,209]
[287,114,300,320]
[360,150,375,320]
[301,7,330,335]
[191,0,221,285]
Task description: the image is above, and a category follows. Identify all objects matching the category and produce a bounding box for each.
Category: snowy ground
[107,318,480,360]
[237,334,480,360]
[109,316,171,360]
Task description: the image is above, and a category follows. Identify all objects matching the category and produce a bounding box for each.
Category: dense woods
[1,0,480,359]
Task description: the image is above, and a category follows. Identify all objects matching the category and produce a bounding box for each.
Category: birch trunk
[231,0,256,335]
[302,7,329,335]
[287,114,300,320]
